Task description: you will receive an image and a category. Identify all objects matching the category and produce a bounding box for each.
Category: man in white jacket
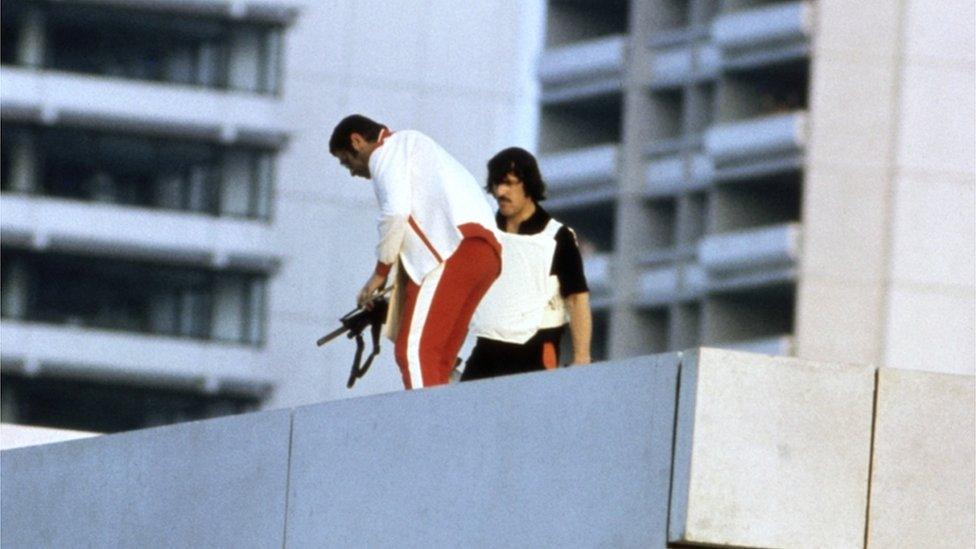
[329,114,501,390]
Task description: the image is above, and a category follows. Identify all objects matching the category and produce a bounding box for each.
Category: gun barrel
[316,326,348,346]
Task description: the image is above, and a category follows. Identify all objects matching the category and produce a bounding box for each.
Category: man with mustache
[329,114,501,390]
[463,147,591,381]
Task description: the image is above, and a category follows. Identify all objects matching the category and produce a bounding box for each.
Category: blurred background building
[1,0,972,434]
[535,0,974,374]
[0,0,542,431]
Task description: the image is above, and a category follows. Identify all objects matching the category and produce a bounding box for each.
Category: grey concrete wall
[285,354,679,548]
[1,409,293,549]
[3,350,974,548]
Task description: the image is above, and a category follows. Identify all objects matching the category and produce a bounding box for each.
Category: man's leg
[395,238,499,388]
[394,278,421,389]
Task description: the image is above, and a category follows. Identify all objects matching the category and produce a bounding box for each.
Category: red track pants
[394,237,501,389]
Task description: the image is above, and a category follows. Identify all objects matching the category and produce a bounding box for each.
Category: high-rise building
[535,0,973,375]
[0,0,295,431]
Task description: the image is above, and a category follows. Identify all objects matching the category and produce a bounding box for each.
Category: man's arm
[359,134,411,306]
[565,291,592,365]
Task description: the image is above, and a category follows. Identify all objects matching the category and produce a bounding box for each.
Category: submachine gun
[316,288,391,388]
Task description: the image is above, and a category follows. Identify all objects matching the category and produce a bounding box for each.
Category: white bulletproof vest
[470,219,567,344]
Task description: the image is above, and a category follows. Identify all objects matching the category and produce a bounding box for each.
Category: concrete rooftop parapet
[867,368,976,548]
[1,349,973,548]
[669,348,876,548]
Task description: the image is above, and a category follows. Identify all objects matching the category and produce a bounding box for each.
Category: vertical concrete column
[17,7,46,67]
[609,0,659,357]
[794,1,905,365]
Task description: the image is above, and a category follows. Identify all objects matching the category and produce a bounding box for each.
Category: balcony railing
[0,195,279,271]
[698,222,801,274]
[712,1,812,51]
[0,320,273,396]
[638,265,679,305]
[0,67,287,146]
[645,153,713,197]
[648,45,720,88]
[704,111,807,165]
[538,35,626,101]
[540,144,618,192]
[583,252,611,296]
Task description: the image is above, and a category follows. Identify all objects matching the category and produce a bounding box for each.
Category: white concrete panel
[806,56,898,170]
[284,0,354,79]
[896,63,976,175]
[344,0,429,88]
[890,177,975,288]
[794,276,884,368]
[270,199,377,319]
[669,348,875,548]
[868,368,976,548]
[884,285,976,375]
[422,0,503,93]
[903,0,976,64]
[413,92,509,180]
[813,0,902,59]
[800,168,890,282]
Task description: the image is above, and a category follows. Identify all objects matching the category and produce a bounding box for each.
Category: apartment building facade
[0,0,295,431]
[535,0,974,374]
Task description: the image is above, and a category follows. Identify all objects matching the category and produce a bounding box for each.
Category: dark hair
[329,114,386,154]
[486,147,546,201]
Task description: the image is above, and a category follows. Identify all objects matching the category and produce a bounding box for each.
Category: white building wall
[265,0,544,407]
[883,0,975,375]
[796,0,975,375]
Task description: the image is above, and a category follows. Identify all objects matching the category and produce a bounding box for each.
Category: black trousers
[461,327,564,382]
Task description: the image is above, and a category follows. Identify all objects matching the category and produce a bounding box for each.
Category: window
[3,124,276,220]
[0,373,260,433]
[1,0,285,94]
[1,249,268,345]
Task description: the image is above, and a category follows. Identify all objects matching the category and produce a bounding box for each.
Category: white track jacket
[369,129,496,283]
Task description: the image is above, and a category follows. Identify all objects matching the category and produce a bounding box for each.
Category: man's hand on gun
[357,273,388,310]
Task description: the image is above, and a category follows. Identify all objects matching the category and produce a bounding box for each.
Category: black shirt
[460,205,590,381]
[494,205,589,297]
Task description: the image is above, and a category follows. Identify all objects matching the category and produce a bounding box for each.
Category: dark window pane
[1,249,267,344]
[0,373,259,433]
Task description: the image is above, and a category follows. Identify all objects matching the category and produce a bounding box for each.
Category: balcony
[0,195,279,271]
[538,35,626,103]
[645,153,713,197]
[711,1,813,69]
[583,252,611,309]
[637,265,679,306]
[648,45,719,88]
[0,67,287,146]
[704,111,807,166]
[539,144,618,207]
[0,320,273,396]
[698,222,801,276]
